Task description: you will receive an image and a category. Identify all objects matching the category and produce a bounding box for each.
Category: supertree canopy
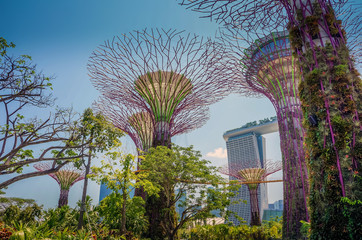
[220,160,282,226]
[93,96,209,154]
[217,30,309,237]
[178,1,362,239]
[89,28,228,239]
[34,162,85,208]
[94,98,154,153]
[88,28,229,147]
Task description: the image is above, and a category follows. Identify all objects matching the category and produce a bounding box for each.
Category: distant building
[223,119,278,225]
[176,189,187,220]
[99,183,112,202]
[268,199,283,210]
[263,200,283,221]
[99,183,135,202]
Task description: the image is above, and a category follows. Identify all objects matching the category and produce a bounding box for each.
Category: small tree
[77,108,125,229]
[90,144,156,236]
[138,145,238,240]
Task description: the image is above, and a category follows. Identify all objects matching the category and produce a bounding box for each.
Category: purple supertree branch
[88,28,230,107]
[34,162,85,188]
[93,97,148,151]
[170,105,210,136]
[219,160,283,182]
[179,0,287,33]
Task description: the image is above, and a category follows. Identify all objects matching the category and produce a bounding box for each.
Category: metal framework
[34,162,85,208]
[89,28,229,147]
[220,160,282,226]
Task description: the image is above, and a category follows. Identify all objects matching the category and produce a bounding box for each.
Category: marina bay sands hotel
[223,118,279,225]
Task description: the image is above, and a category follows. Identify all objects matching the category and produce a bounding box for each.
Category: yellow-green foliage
[180,220,282,240]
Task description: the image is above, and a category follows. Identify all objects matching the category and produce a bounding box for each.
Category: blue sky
[1,0,282,208]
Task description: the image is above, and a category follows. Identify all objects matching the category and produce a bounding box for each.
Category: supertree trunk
[58,188,69,208]
[248,187,261,226]
[153,121,172,148]
[275,97,308,239]
[287,1,362,239]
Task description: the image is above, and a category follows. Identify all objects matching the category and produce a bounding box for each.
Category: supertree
[220,160,282,226]
[34,162,85,208]
[216,29,309,238]
[178,1,362,239]
[88,28,229,239]
[88,29,228,148]
[93,97,209,155]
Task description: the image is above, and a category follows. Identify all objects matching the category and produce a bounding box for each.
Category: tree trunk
[120,183,127,235]
[134,157,146,200]
[58,188,69,208]
[144,192,166,239]
[144,188,177,240]
[77,149,92,230]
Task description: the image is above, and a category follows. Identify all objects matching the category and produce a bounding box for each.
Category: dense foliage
[0,212,283,240]
[139,145,240,240]
[89,145,155,237]
[289,3,362,239]
[179,219,282,240]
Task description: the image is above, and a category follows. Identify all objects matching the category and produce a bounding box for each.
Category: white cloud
[206,147,227,159]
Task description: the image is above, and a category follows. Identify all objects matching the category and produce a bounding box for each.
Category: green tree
[76,108,125,229]
[90,144,156,236]
[139,145,239,240]
[1,204,42,225]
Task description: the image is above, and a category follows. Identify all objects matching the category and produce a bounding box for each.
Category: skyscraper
[223,119,278,225]
[99,183,135,203]
[263,200,283,221]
